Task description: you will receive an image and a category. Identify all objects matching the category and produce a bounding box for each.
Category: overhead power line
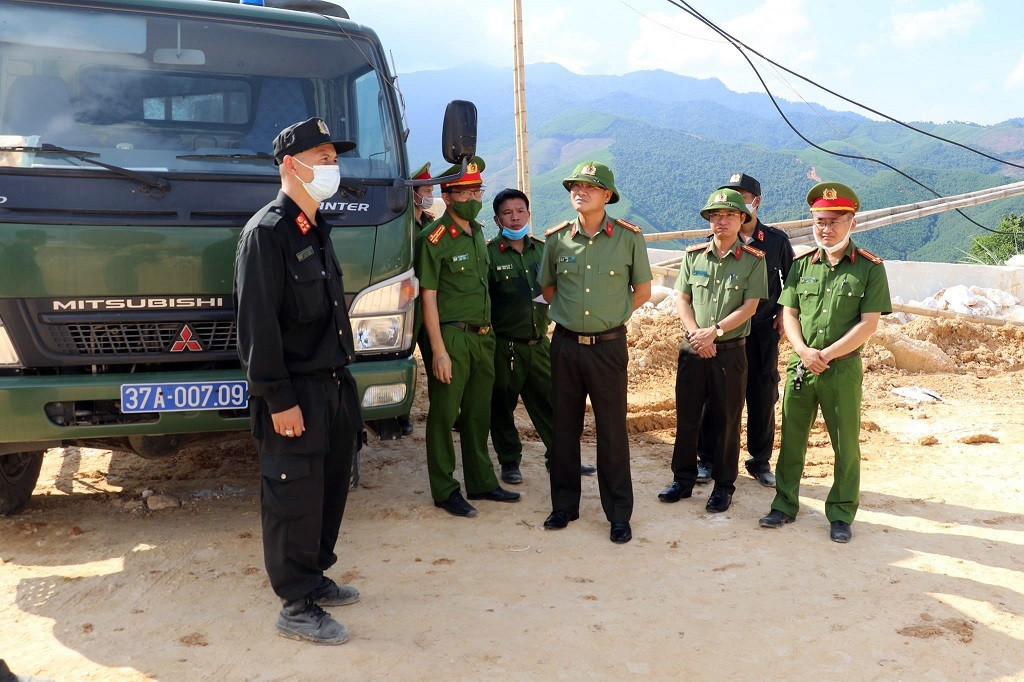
[662,0,1022,235]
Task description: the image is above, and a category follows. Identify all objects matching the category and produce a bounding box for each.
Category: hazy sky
[342,0,1024,126]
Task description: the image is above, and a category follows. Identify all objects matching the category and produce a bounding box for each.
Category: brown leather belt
[831,350,860,362]
[555,324,627,346]
[443,321,491,335]
[714,338,746,350]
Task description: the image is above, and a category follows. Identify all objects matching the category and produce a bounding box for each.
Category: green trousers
[490,336,554,466]
[771,353,863,524]
[425,325,499,501]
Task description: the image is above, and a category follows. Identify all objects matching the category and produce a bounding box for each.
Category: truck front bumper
[0,357,416,445]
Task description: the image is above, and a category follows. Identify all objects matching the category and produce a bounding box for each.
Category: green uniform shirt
[487,235,549,339]
[778,240,891,350]
[415,209,491,327]
[675,239,769,341]
[539,215,652,333]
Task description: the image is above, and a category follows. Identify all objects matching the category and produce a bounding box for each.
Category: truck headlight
[348,270,418,355]
[0,317,23,368]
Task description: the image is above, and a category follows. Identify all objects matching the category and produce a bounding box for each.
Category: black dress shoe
[398,415,414,436]
[830,520,852,543]
[610,521,632,544]
[467,486,521,502]
[580,464,596,476]
[657,480,692,503]
[759,509,795,528]
[543,510,579,529]
[748,469,776,488]
[705,488,732,513]
[500,462,523,484]
[434,490,477,517]
[696,461,713,484]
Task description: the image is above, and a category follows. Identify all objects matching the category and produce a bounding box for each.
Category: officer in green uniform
[399,162,435,437]
[539,161,652,544]
[487,188,596,484]
[759,182,891,543]
[415,157,520,517]
[660,189,767,513]
[412,162,436,232]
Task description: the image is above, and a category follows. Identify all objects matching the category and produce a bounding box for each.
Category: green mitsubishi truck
[0,0,476,514]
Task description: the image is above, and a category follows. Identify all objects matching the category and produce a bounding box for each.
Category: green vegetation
[963,214,1024,264]
[403,65,1024,262]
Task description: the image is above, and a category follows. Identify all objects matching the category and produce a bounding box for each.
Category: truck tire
[0,451,45,516]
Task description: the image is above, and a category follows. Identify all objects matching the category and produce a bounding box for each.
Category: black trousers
[549,326,632,523]
[254,372,360,602]
[672,342,747,494]
[697,324,780,474]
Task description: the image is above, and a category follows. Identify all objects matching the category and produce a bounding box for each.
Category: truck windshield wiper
[176,152,276,161]
[0,143,171,192]
[174,152,367,197]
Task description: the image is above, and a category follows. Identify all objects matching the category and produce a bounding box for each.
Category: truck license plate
[120,380,249,413]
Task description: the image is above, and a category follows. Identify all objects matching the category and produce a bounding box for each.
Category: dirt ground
[2,311,1023,681]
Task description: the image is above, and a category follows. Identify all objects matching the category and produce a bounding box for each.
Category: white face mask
[294,158,340,202]
[814,230,851,255]
[414,192,433,209]
[746,203,756,215]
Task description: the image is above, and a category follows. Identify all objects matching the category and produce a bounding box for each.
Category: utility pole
[512,0,530,195]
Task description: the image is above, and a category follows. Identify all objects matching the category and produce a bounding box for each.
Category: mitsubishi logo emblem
[170,324,203,352]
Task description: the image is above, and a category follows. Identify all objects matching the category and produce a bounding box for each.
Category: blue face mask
[501,224,530,240]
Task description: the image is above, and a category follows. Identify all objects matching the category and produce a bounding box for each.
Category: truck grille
[49,321,237,355]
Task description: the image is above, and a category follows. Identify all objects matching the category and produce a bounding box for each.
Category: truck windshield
[0,2,401,181]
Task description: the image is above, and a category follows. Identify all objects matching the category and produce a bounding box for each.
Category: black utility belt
[714,338,746,350]
[293,368,341,380]
[443,321,491,335]
[556,324,627,346]
[498,335,543,346]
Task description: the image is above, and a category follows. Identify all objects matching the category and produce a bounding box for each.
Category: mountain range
[399,63,1024,262]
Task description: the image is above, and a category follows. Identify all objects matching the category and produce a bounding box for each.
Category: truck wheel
[0,451,45,516]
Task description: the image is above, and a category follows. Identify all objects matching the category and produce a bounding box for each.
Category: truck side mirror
[441,100,477,165]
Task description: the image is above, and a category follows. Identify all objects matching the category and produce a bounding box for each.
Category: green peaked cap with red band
[807,181,860,213]
[438,156,485,189]
[411,162,431,181]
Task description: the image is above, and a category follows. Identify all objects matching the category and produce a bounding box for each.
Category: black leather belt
[295,368,339,379]
[443,321,491,335]
[714,338,746,350]
[832,350,860,361]
[555,324,627,346]
[499,335,543,346]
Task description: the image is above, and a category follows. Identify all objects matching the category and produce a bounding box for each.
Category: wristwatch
[714,323,724,337]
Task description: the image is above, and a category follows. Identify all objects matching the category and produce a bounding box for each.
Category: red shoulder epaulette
[545,221,571,236]
[686,243,707,253]
[858,247,883,264]
[741,244,766,259]
[615,218,643,234]
[427,224,447,245]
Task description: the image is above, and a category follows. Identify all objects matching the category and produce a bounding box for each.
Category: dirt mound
[890,316,1024,374]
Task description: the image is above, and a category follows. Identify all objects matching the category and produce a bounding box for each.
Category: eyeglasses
[449,188,483,200]
[707,211,741,221]
[568,182,601,193]
[813,215,853,229]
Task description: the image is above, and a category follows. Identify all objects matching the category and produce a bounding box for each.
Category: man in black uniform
[695,173,793,488]
[234,117,364,645]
